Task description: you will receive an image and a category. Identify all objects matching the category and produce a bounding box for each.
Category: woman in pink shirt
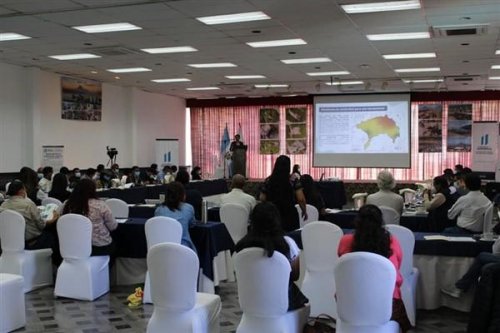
[337,204,411,332]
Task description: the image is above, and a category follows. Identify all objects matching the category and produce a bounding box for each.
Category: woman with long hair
[49,173,71,203]
[235,202,307,310]
[337,204,411,332]
[300,174,326,216]
[260,155,307,231]
[155,181,197,253]
[61,179,117,256]
[423,176,458,232]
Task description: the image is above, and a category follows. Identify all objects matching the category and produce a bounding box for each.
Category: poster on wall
[418,104,443,152]
[61,77,102,121]
[471,122,499,172]
[155,139,179,168]
[42,145,64,170]
[285,107,307,154]
[447,104,472,152]
[259,108,280,154]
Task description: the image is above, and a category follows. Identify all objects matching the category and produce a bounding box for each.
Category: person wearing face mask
[423,176,458,232]
[69,168,81,189]
[110,163,121,179]
[126,166,144,186]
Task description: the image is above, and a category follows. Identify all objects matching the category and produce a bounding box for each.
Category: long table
[97,179,228,204]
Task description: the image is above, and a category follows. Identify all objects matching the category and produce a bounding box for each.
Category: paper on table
[424,235,476,242]
[325,208,342,214]
[116,218,128,223]
[127,204,136,207]
[137,204,156,208]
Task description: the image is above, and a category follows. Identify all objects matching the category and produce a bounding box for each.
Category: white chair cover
[295,204,319,228]
[5,182,11,194]
[379,206,400,225]
[399,188,416,204]
[220,203,249,282]
[104,198,129,218]
[483,203,494,234]
[41,197,63,207]
[0,210,53,292]
[301,222,343,318]
[234,248,310,333]
[55,214,109,301]
[352,193,368,209]
[335,252,400,333]
[146,243,221,333]
[143,216,183,304]
[386,224,419,326]
[0,273,25,333]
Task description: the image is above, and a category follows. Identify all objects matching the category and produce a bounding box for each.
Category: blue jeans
[455,252,500,291]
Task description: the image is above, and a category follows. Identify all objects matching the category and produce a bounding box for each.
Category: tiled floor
[18,282,468,333]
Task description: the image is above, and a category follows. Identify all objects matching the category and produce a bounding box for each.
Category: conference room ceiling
[0,0,499,99]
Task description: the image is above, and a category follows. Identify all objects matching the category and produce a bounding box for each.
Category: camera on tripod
[106,146,118,165]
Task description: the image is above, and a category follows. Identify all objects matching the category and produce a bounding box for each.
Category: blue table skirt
[287,229,494,258]
[112,218,234,280]
[321,211,425,232]
[129,206,221,222]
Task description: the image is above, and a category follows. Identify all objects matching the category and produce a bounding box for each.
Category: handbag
[303,314,336,333]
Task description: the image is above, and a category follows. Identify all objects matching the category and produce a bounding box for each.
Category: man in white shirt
[366,170,404,215]
[220,174,256,214]
[38,166,53,193]
[446,173,492,233]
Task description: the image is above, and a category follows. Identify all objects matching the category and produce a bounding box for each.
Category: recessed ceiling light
[491,65,500,69]
[90,70,98,74]
[151,78,191,83]
[246,38,307,48]
[196,11,270,25]
[489,76,500,80]
[114,76,120,80]
[325,81,364,86]
[306,71,350,76]
[383,52,436,59]
[188,63,237,68]
[0,32,31,41]
[73,22,141,33]
[281,57,331,64]
[141,46,198,54]
[403,78,443,83]
[254,84,289,88]
[186,87,220,91]
[282,94,297,97]
[225,75,266,79]
[107,67,152,73]
[367,32,430,41]
[49,53,101,60]
[496,50,500,55]
[395,67,440,73]
[341,0,420,13]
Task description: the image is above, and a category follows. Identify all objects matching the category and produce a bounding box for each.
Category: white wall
[0,63,186,172]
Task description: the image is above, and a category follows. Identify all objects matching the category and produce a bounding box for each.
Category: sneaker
[441,285,462,298]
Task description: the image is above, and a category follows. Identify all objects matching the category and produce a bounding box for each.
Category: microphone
[320,173,325,181]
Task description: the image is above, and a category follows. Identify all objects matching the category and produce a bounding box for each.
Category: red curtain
[190,100,500,181]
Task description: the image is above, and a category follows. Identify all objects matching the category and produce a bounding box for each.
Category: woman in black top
[423,176,458,232]
[49,173,71,203]
[300,174,326,216]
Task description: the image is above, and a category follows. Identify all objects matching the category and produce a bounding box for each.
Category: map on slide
[356,115,400,150]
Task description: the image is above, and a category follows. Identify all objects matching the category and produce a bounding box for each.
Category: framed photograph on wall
[61,77,102,121]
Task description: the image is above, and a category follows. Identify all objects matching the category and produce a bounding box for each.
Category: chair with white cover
[386,225,419,326]
[0,273,25,333]
[301,222,343,318]
[233,248,310,333]
[41,197,63,207]
[352,193,368,209]
[5,182,11,194]
[334,252,400,333]
[146,243,221,333]
[220,203,249,281]
[399,188,416,204]
[55,214,109,301]
[104,198,129,218]
[379,206,400,225]
[143,216,183,304]
[0,210,53,292]
[295,204,319,228]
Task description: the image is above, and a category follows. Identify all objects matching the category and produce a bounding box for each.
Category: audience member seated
[68,168,81,189]
[366,170,404,216]
[454,164,464,174]
[443,168,457,194]
[191,166,202,180]
[300,174,326,216]
[60,179,118,258]
[19,166,43,205]
[59,166,70,178]
[259,155,307,232]
[454,172,469,196]
[98,171,113,189]
[423,176,458,232]
[445,173,492,234]
[154,181,197,253]
[110,163,121,179]
[48,173,71,203]
[221,174,256,214]
[126,166,144,186]
[38,166,53,194]
[82,167,96,181]
[146,163,158,184]
[442,223,500,298]
[0,180,60,262]
[157,165,175,184]
[235,202,308,310]
[338,204,411,332]
[175,169,203,220]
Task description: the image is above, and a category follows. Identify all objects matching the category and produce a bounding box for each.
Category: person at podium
[229,134,247,177]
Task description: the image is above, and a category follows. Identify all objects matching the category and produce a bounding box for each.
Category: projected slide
[314,95,411,168]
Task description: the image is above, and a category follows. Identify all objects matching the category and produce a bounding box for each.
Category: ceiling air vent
[88,46,139,56]
[432,24,489,37]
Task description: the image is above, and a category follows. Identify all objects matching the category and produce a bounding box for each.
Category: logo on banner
[480,134,489,146]
[477,133,493,155]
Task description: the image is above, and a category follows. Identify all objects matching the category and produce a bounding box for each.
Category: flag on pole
[220,124,230,158]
